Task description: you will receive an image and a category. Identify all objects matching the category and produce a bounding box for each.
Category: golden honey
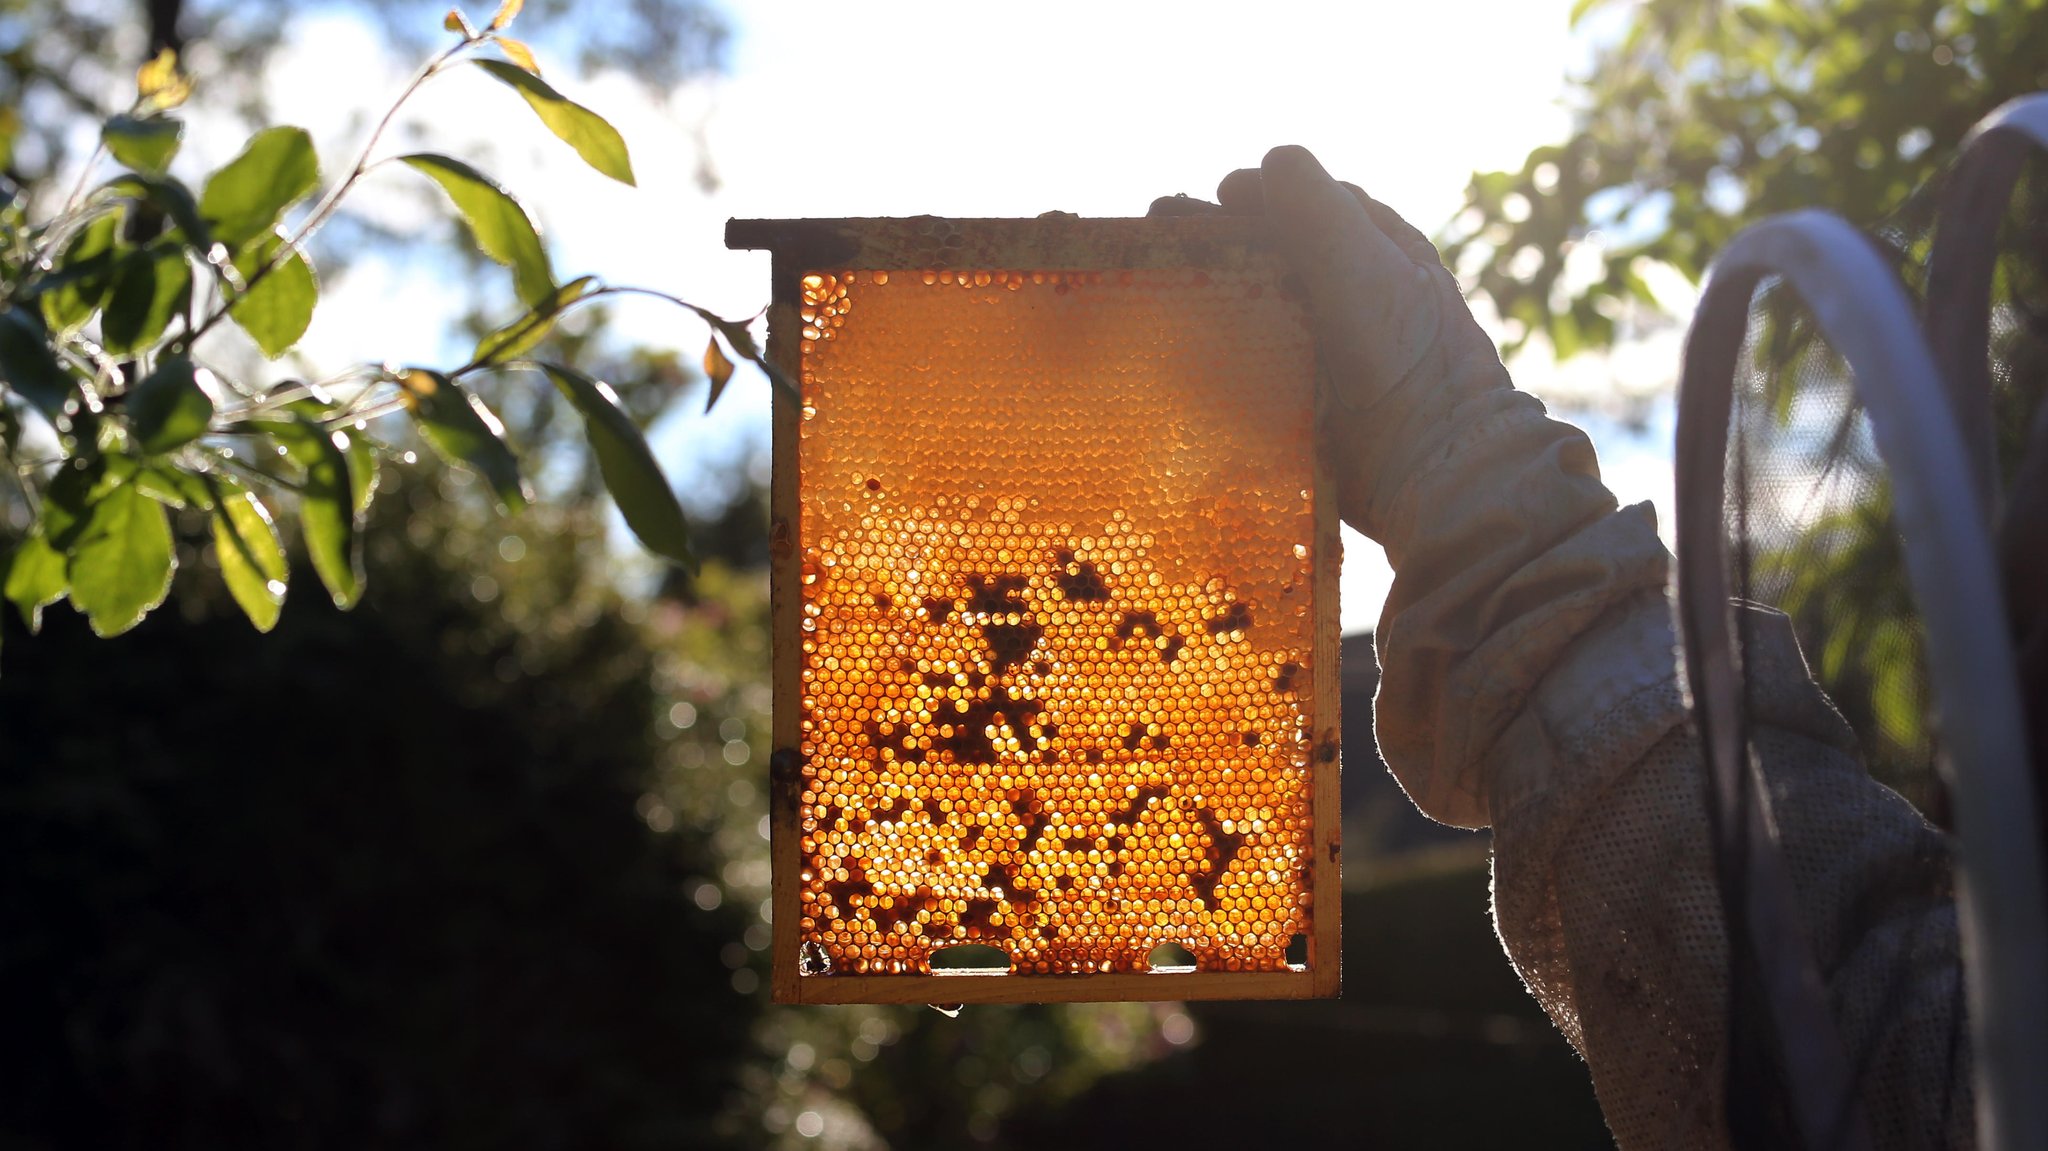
[782,254,1327,982]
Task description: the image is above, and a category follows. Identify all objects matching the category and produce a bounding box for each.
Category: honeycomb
[794,265,1323,977]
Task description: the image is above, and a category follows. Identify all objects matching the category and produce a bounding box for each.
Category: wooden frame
[729,216,1341,1004]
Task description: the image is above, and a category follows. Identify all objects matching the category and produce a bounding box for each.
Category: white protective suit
[1242,146,1970,1149]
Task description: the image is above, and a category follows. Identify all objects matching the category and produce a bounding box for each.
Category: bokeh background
[5,0,2042,1146]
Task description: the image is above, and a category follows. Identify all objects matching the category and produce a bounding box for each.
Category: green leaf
[106,172,210,252]
[400,370,530,512]
[40,456,118,550]
[208,474,287,632]
[276,397,377,516]
[340,427,378,517]
[199,126,320,248]
[689,306,796,400]
[133,463,215,509]
[66,480,175,636]
[399,153,553,306]
[0,307,79,421]
[40,211,122,334]
[470,275,597,366]
[494,36,540,74]
[259,415,360,608]
[229,230,318,357]
[538,362,690,564]
[702,333,735,413]
[472,60,635,186]
[103,114,184,175]
[100,246,192,356]
[128,354,213,454]
[4,531,68,631]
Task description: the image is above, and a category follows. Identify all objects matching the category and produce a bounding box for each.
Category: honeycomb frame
[728,216,1341,1004]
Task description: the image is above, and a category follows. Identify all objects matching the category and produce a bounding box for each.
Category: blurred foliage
[1448,0,2048,357]
[0,9,781,647]
[0,0,726,200]
[0,464,754,1149]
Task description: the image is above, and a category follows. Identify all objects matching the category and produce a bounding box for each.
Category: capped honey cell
[733,217,1340,1004]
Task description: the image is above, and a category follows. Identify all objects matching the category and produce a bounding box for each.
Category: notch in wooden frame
[728,215,1341,1004]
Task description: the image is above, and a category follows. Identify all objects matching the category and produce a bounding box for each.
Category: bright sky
[252,0,1677,633]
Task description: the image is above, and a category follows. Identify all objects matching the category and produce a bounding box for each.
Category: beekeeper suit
[1158,146,1967,1150]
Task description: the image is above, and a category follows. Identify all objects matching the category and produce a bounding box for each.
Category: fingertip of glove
[1215,168,1264,215]
[1261,144,1326,180]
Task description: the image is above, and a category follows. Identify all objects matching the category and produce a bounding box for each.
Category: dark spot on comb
[1055,554,1110,601]
[1193,807,1247,907]
[1160,635,1185,663]
[873,890,923,932]
[1243,730,1261,748]
[1063,835,1091,852]
[934,684,1042,765]
[1273,661,1301,693]
[982,621,1044,674]
[1116,610,1161,641]
[872,592,892,610]
[960,899,999,936]
[1008,788,1045,843]
[925,849,944,867]
[1207,602,1253,636]
[966,574,1029,615]
[824,862,874,911]
[922,597,955,624]
[1117,786,1168,829]
[961,824,983,849]
[864,477,881,491]
[1083,748,1104,765]
[1031,659,1052,676]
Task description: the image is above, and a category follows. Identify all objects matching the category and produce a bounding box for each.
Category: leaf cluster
[0,10,787,650]
[1447,0,2048,357]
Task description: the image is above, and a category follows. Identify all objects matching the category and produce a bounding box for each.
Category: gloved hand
[1149,145,1517,543]
[1155,146,1660,829]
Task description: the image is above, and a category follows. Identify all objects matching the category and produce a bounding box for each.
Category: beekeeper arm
[1164,146,1970,1150]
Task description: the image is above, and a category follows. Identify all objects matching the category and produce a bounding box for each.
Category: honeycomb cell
[790,254,1326,982]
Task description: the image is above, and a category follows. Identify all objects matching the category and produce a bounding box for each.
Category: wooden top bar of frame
[733,216,1341,1005]
[727,215,1278,282]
